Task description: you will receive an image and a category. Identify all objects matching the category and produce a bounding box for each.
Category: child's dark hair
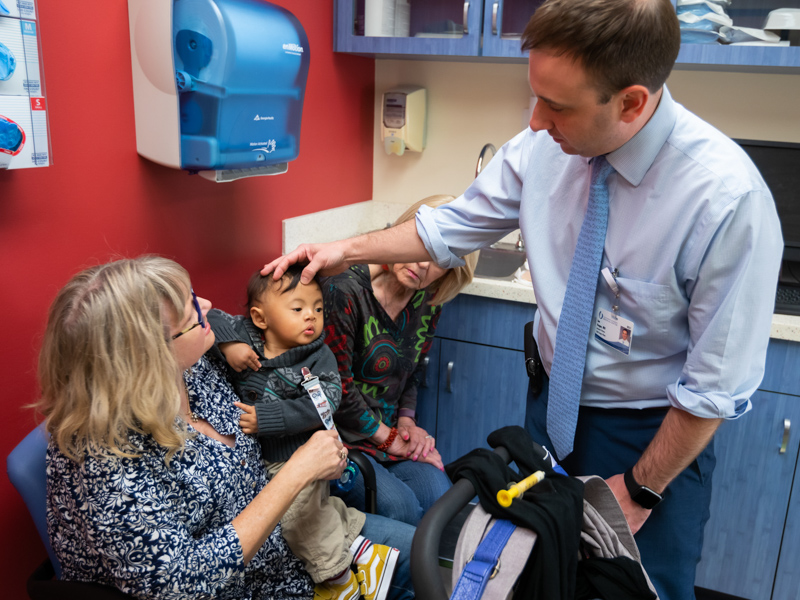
[246,263,317,309]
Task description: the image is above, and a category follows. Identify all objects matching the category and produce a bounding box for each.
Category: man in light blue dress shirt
[265,0,783,597]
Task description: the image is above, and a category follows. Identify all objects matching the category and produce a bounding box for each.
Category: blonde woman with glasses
[36,256,414,600]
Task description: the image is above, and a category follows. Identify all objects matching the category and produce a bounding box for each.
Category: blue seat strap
[451,519,517,600]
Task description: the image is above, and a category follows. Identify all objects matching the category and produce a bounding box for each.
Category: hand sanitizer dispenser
[381,87,426,156]
[128,0,310,182]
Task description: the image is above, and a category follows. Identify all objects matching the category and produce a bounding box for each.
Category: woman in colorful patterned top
[323,197,479,525]
[36,256,415,600]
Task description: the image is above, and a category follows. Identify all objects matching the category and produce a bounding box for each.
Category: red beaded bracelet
[376,427,398,452]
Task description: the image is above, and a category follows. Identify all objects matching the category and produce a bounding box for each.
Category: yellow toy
[496,470,546,507]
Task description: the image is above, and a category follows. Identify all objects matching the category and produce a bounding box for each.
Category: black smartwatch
[624,467,663,509]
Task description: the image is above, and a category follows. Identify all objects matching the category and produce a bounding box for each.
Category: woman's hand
[397,417,437,462]
[389,436,443,471]
[220,342,261,372]
[287,429,347,482]
[373,423,445,471]
[418,447,445,471]
[235,430,345,564]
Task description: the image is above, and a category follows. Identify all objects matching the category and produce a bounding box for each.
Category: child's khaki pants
[267,460,366,582]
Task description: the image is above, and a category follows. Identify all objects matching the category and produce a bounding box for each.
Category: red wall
[0,2,374,596]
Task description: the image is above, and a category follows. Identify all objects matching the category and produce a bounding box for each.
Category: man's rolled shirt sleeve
[416,129,533,268]
[669,187,782,419]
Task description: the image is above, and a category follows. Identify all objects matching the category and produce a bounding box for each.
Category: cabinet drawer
[436,294,535,351]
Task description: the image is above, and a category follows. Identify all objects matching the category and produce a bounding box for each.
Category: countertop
[284,200,800,343]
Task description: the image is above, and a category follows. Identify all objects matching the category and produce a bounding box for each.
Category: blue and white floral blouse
[45,355,313,600]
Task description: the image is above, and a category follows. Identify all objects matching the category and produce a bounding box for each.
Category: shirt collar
[606,85,677,187]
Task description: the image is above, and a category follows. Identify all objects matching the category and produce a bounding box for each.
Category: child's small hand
[220,342,261,372]
[234,402,259,435]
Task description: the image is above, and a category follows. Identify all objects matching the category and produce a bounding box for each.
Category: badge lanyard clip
[301,367,359,491]
[601,267,620,314]
[595,267,633,355]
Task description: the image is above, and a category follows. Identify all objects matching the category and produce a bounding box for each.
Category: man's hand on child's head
[220,342,262,372]
[234,402,259,435]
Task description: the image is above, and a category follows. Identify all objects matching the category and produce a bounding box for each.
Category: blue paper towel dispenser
[128,0,310,182]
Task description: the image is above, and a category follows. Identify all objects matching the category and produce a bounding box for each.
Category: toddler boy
[208,265,398,600]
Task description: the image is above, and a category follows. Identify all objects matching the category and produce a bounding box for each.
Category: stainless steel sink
[474,242,526,279]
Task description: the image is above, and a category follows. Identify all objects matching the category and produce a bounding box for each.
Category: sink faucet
[475,143,496,178]
[515,233,525,251]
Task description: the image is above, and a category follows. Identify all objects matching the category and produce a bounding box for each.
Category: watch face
[624,468,663,509]
[632,486,662,510]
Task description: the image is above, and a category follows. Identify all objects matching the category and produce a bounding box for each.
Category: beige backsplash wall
[372,59,800,207]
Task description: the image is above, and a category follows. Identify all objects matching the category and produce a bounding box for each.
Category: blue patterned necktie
[547,155,614,460]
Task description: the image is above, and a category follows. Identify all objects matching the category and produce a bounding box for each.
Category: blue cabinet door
[695,391,800,599]
[480,0,536,59]
[417,294,533,464]
[334,0,483,57]
[415,338,441,439]
[434,339,528,464]
[771,417,800,600]
[482,0,554,58]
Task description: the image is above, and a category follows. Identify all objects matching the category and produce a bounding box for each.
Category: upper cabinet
[480,0,542,59]
[677,0,800,68]
[334,0,800,70]
[333,0,482,57]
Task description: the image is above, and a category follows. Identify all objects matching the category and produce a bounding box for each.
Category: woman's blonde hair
[392,195,479,306]
[36,256,191,462]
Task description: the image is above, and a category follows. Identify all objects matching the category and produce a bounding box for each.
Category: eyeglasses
[171,290,205,340]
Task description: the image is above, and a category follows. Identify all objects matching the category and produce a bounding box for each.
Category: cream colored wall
[373,60,530,205]
[372,60,800,206]
[666,70,800,141]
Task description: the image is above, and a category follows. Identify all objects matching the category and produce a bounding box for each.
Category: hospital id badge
[594,309,634,356]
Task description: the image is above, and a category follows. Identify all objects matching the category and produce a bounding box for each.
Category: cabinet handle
[463,2,470,35]
[492,2,499,35]
[446,361,454,392]
[420,357,430,388]
[780,419,791,454]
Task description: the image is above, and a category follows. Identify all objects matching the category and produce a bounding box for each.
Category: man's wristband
[623,467,663,510]
[376,427,398,452]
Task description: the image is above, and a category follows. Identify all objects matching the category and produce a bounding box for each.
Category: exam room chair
[8,425,377,599]
[344,449,378,514]
[7,424,139,600]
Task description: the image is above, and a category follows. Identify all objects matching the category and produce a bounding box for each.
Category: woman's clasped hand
[396,416,438,463]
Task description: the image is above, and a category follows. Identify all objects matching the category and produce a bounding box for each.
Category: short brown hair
[521,0,680,102]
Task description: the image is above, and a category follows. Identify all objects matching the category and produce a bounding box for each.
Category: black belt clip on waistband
[524,320,543,396]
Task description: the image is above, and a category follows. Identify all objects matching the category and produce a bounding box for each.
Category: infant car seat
[411,427,658,600]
